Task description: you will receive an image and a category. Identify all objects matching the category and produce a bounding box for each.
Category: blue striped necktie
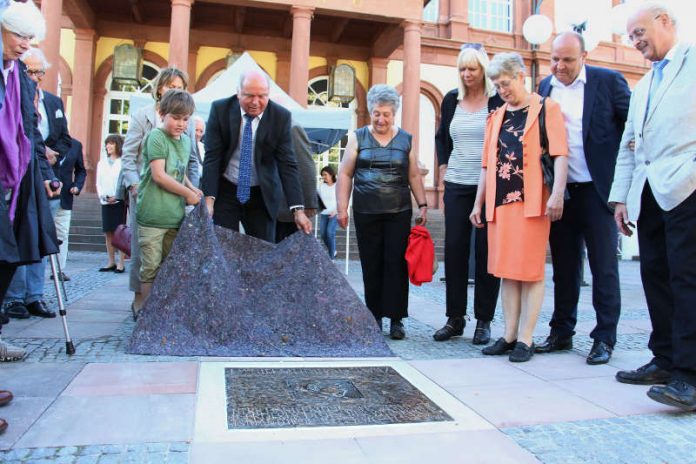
[647,59,668,112]
[237,114,254,204]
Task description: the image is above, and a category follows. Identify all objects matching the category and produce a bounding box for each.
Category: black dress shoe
[616,360,671,385]
[98,265,117,272]
[49,271,71,281]
[472,320,491,345]
[586,340,613,365]
[3,302,30,319]
[390,319,405,340]
[647,380,696,411]
[482,337,516,355]
[433,317,464,341]
[114,267,125,274]
[534,334,573,353]
[509,342,535,363]
[25,301,56,318]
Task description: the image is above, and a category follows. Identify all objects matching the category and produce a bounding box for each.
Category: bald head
[238,70,270,117]
[550,32,587,86]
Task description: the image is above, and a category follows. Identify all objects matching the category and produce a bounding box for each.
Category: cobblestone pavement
[0,442,189,464]
[504,414,696,464]
[3,253,693,463]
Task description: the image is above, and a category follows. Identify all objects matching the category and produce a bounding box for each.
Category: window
[423,0,439,23]
[469,0,513,33]
[307,76,357,174]
[102,63,159,138]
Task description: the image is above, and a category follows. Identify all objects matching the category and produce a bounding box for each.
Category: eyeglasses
[11,31,34,43]
[26,69,46,77]
[627,14,663,42]
[493,80,514,91]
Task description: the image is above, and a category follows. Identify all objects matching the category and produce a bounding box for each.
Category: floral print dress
[494,107,528,208]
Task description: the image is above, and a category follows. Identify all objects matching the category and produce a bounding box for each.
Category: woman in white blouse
[96,134,126,273]
[318,166,338,259]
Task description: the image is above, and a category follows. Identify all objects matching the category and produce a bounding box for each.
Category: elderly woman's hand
[337,210,350,229]
[469,203,484,229]
[546,193,564,222]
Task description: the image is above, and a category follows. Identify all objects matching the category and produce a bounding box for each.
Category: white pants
[50,200,72,272]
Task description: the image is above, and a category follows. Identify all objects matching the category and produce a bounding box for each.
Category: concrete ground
[1,251,695,464]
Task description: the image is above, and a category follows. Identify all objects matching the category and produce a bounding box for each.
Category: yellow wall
[144,42,169,63]
[386,60,403,87]
[195,46,230,81]
[59,29,75,72]
[309,56,327,72]
[248,51,277,80]
[94,37,134,75]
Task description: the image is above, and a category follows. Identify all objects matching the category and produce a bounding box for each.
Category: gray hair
[193,115,206,129]
[636,2,678,28]
[238,70,271,92]
[1,1,46,42]
[487,52,527,81]
[21,47,51,70]
[367,84,400,114]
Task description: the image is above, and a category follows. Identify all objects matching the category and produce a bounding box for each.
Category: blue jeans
[320,214,338,258]
[4,260,46,305]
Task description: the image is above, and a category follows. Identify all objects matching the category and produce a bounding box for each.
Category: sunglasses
[461,42,485,52]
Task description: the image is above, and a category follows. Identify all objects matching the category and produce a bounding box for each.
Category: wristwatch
[290,206,305,214]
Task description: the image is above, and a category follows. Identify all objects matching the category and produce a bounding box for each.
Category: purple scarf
[0,60,32,223]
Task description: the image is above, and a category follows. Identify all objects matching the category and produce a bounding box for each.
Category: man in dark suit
[22,48,84,281]
[202,70,311,242]
[535,32,631,364]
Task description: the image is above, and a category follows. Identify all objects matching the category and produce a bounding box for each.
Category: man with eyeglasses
[21,47,84,282]
[535,31,630,365]
[202,69,312,242]
[609,2,696,412]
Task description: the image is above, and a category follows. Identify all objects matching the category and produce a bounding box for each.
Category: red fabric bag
[405,225,435,286]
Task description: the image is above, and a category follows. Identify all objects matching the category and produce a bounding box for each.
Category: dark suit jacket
[42,91,72,159]
[52,139,87,210]
[202,96,303,218]
[277,122,318,223]
[538,65,630,207]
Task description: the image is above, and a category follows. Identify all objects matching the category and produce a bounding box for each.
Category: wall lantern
[328,64,355,104]
[112,44,143,84]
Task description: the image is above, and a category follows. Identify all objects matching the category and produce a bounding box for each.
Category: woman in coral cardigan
[470,52,569,362]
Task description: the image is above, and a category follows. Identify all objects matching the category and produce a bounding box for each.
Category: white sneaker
[0,338,25,362]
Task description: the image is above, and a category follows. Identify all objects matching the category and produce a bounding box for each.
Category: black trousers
[213,179,275,243]
[443,182,500,320]
[549,182,621,345]
[0,263,19,333]
[638,184,696,386]
[353,209,411,321]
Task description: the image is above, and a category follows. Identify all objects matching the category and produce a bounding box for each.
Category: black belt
[566,181,593,189]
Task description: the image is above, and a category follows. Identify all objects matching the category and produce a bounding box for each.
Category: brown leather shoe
[0,417,7,435]
[0,390,13,407]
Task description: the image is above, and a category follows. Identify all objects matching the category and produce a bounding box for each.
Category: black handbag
[538,97,570,200]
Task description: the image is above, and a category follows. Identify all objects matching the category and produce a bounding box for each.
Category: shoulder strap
[538,97,549,154]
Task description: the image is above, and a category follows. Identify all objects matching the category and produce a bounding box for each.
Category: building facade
[41,0,649,208]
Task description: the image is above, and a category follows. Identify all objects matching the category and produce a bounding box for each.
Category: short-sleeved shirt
[494,107,527,207]
[136,128,191,229]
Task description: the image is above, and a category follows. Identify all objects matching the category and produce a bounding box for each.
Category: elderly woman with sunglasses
[470,52,568,362]
[433,44,503,345]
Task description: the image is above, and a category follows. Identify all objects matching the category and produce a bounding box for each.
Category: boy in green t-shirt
[136,89,202,303]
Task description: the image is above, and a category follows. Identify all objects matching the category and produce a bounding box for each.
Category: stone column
[289,6,314,107]
[188,46,199,91]
[40,0,63,95]
[401,20,422,159]
[448,0,468,40]
[368,57,389,87]
[169,0,194,71]
[71,29,97,191]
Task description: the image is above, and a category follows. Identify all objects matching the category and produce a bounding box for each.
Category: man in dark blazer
[22,48,84,280]
[202,70,311,242]
[535,32,631,364]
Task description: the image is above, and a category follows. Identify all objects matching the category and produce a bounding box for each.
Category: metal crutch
[48,253,75,355]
